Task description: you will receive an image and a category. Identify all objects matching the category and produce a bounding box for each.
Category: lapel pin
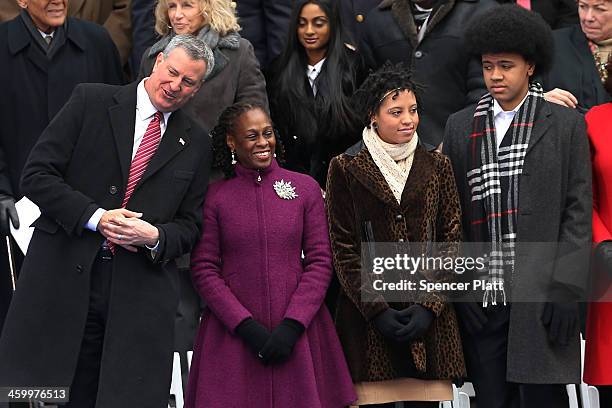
[179,138,185,145]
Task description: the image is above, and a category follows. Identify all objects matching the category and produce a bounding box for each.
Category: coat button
[292,135,298,140]
[356,14,364,22]
[109,185,118,195]
[76,265,83,274]
[395,214,403,221]
[415,50,423,59]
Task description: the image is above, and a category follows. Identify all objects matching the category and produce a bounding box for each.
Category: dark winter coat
[326,142,466,382]
[360,0,497,148]
[0,82,212,407]
[0,14,123,198]
[443,101,592,383]
[543,25,611,111]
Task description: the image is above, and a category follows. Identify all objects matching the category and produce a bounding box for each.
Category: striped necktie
[109,111,163,253]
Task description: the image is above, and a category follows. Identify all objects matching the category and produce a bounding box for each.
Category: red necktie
[109,111,163,253]
[516,0,531,10]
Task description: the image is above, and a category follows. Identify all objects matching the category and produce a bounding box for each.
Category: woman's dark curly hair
[353,61,421,129]
[464,4,553,77]
[211,102,285,179]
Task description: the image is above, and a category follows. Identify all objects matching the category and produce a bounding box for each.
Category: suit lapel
[348,148,399,209]
[137,109,191,186]
[108,83,138,185]
[526,102,552,155]
[7,17,48,73]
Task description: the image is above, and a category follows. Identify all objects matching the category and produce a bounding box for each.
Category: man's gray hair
[162,34,215,80]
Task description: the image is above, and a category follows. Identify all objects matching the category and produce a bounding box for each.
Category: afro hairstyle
[464,4,554,77]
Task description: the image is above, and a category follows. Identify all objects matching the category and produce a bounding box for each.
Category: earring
[231,150,237,165]
[273,152,277,158]
[372,121,378,130]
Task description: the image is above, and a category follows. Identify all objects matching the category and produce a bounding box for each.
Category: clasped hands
[97,208,159,252]
[236,318,305,365]
[456,291,578,346]
[373,305,434,343]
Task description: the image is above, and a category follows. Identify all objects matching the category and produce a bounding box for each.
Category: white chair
[440,384,471,408]
[168,352,184,408]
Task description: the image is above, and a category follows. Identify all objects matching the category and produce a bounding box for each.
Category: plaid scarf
[467,82,544,306]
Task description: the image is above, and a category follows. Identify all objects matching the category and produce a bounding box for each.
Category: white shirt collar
[307,58,326,78]
[137,79,172,125]
[38,29,54,39]
[414,4,433,12]
[493,91,529,118]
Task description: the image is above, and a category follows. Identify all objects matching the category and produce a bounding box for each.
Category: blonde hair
[155,0,241,37]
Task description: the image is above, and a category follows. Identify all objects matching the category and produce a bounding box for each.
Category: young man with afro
[443,5,592,407]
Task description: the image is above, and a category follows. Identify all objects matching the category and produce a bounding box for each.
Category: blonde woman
[139,0,268,131]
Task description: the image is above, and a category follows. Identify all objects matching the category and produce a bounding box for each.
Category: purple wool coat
[186,160,357,408]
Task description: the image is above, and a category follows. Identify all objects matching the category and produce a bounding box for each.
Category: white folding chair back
[169,352,184,408]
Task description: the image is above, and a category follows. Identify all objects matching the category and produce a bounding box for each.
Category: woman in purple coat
[185,102,357,408]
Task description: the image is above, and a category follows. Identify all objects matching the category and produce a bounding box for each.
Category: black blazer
[267,48,366,187]
[360,0,497,147]
[543,25,611,111]
[0,15,123,198]
[0,82,212,407]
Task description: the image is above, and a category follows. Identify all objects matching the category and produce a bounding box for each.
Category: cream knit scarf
[363,126,419,204]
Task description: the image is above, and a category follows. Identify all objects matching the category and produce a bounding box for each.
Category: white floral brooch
[273,179,298,200]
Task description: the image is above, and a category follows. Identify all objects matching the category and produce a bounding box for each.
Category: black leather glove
[259,318,305,365]
[235,318,271,358]
[454,302,488,335]
[541,285,579,346]
[595,241,612,279]
[395,305,434,342]
[373,308,407,341]
[0,194,19,236]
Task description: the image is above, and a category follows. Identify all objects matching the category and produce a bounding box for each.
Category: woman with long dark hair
[267,0,365,187]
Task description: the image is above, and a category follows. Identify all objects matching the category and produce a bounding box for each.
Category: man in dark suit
[443,5,591,408]
[360,0,497,149]
[0,34,213,407]
[0,0,123,336]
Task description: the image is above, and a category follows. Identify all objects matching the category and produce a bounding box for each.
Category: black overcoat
[0,82,212,407]
[543,25,611,111]
[0,15,123,198]
[360,0,496,148]
[443,101,592,383]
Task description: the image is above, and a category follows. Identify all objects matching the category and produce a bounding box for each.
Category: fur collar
[345,143,434,209]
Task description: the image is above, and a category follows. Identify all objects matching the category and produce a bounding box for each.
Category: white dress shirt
[492,92,529,150]
[306,58,326,96]
[85,79,172,231]
[37,29,54,45]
